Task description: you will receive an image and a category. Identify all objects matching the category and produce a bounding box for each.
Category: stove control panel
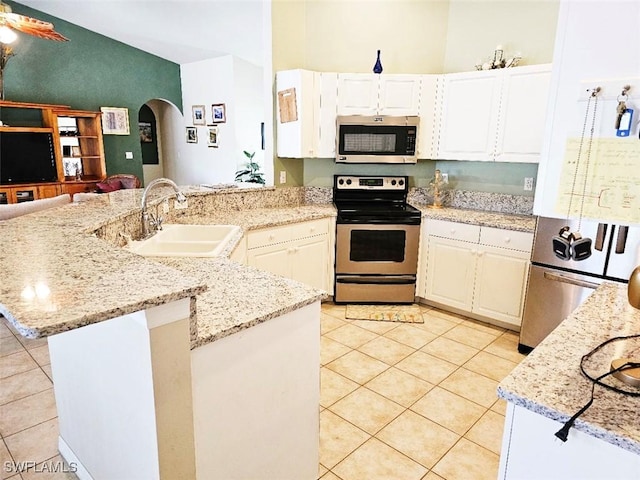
[335,175,407,190]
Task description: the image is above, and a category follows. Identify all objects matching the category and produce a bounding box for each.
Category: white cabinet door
[378,75,421,116]
[337,74,379,115]
[473,245,530,328]
[417,74,441,159]
[437,70,501,161]
[317,72,338,158]
[424,236,476,311]
[291,236,329,291]
[276,69,316,158]
[247,244,291,279]
[495,64,552,163]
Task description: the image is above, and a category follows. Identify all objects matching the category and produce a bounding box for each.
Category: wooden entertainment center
[0,100,107,204]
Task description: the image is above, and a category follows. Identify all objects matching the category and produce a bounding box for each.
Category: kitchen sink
[127,224,241,257]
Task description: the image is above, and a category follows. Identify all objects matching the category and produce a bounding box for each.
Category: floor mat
[345,304,424,323]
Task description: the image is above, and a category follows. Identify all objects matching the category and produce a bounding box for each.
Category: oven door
[335,224,420,275]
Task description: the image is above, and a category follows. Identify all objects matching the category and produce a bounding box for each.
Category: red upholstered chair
[95,174,141,193]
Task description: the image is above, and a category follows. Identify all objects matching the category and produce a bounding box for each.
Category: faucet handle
[149,213,164,231]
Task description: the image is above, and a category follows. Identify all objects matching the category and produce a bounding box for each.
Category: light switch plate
[125,151,134,160]
[174,198,188,209]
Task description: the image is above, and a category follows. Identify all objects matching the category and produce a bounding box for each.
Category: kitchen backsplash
[407,188,533,215]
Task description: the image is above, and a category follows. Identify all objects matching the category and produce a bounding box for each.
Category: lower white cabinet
[246,218,333,293]
[420,219,533,329]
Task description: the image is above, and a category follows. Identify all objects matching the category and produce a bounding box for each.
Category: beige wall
[443,0,560,73]
[302,0,449,73]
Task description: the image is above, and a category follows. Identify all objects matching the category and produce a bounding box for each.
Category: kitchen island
[0,186,334,480]
[497,282,640,479]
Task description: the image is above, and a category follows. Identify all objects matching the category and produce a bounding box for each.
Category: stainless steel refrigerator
[519,216,640,352]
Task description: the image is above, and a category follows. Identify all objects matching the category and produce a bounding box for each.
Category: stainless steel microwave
[336,115,419,164]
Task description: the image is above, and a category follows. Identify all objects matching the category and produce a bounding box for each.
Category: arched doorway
[138,99,183,186]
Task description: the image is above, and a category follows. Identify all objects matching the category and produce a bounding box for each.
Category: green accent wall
[4,1,182,181]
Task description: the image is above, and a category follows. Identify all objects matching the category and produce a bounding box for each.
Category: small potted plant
[235,151,265,185]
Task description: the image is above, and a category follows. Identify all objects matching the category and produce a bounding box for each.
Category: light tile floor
[0,302,525,480]
[319,302,526,480]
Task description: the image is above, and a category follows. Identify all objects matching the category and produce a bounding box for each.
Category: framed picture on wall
[211,103,226,123]
[207,126,219,148]
[101,107,130,135]
[139,122,153,143]
[192,105,206,125]
[186,126,198,143]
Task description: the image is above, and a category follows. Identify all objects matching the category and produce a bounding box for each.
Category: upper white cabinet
[417,75,441,159]
[495,64,552,163]
[336,74,379,116]
[276,69,337,159]
[275,65,551,162]
[336,74,422,116]
[437,70,502,161]
[436,64,552,163]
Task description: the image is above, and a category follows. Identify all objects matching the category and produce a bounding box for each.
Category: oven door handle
[543,271,600,289]
[336,275,416,285]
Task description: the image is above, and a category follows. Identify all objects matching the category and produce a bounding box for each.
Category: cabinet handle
[504,237,511,244]
[268,234,275,241]
[450,229,456,235]
[477,251,484,257]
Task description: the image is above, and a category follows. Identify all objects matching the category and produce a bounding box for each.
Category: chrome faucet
[141,178,187,238]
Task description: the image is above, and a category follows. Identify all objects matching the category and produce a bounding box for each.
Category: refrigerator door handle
[543,271,600,289]
[594,223,607,251]
[615,226,629,254]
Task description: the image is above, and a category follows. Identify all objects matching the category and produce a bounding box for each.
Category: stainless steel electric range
[333,175,422,304]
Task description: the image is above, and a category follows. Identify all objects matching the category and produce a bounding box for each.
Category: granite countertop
[415,205,536,233]
[0,184,532,348]
[0,188,333,346]
[498,282,640,455]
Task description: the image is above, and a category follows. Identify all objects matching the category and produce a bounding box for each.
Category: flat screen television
[0,131,58,184]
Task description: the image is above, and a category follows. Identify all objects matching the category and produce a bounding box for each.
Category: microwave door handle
[615,226,629,254]
[594,223,607,251]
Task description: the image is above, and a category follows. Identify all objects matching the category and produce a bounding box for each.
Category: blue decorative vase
[373,50,383,74]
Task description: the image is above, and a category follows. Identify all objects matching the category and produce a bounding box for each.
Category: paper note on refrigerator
[555,137,640,223]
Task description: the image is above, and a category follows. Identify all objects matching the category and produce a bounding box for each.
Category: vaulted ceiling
[14,0,267,66]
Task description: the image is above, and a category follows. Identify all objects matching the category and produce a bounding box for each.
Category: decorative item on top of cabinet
[373,49,383,74]
[474,45,522,71]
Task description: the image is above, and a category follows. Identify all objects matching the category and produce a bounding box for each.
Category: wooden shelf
[0,126,54,133]
[0,100,70,110]
[0,102,106,203]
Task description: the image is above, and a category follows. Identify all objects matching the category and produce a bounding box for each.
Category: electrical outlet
[279,171,287,184]
[162,199,170,214]
[441,173,449,184]
[524,177,534,191]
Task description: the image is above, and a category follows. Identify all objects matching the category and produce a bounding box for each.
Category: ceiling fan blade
[4,12,68,42]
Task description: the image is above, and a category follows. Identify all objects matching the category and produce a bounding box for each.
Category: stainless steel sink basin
[128,224,241,257]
